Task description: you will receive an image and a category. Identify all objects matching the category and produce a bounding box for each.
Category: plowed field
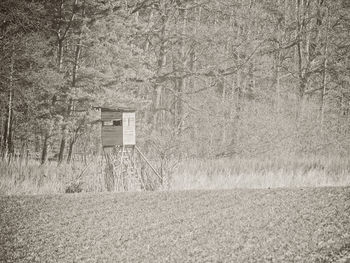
[1,187,350,262]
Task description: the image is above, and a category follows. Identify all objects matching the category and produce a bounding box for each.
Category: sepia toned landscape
[1,0,350,262]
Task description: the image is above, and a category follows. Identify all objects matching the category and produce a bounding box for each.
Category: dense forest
[1,0,350,165]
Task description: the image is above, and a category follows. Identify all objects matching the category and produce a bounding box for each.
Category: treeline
[1,0,350,164]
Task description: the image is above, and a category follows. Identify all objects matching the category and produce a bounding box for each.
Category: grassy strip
[0,157,106,195]
[170,156,350,190]
[0,155,349,195]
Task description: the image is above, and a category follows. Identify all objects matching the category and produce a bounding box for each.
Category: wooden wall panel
[122,112,136,145]
[102,126,123,146]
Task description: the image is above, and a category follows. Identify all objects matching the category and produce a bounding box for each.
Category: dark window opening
[113,120,122,126]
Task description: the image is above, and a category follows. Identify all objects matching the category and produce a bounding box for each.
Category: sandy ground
[1,187,350,262]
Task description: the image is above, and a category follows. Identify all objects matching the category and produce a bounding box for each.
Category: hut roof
[97,106,136,112]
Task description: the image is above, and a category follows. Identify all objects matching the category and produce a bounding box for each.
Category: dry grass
[170,156,350,190]
[0,157,106,195]
[0,155,349,195]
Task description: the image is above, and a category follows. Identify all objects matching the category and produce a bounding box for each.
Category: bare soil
[1,187,350,262]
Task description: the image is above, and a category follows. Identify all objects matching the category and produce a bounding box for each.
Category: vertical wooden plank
[123,112,136,145]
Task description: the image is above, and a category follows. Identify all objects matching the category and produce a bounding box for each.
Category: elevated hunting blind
[99,106,161,192]
[101,107,136,147]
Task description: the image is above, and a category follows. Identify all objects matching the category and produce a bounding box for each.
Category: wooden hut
[100,107,136,147]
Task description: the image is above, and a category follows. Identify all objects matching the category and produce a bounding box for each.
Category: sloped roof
[97,106,136,112]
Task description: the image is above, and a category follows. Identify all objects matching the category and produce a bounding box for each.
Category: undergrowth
[0,155,349,195]
[170,156,350,190]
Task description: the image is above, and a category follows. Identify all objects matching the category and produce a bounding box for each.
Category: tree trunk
[274,1,282,112]
[56,32,64,162]
[0,116,3,151]
[320,8,330,127]
[34,133,40,153]
[57,0,80,164]
[66,123,83,163]
[57,39,64,72]
[8,109,14,156]
[41,133,49,165]
[275,51,281,112]
[2,90,12,158]
[58,128,67,163]
[2,44,15,159]
[231,64,243,152]
[152,2,167,130]
[295,0,306,119]
[66,138,75,163]
[58,43,80,163]
[176,3,188,135]
[58,14,82,163]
